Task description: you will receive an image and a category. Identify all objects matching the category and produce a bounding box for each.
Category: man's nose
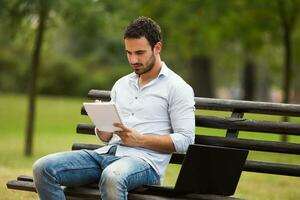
[129,54,138,64]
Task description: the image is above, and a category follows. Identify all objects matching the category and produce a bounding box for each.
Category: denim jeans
[32,147,160,200]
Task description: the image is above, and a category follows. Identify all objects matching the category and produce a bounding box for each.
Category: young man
[33,16,195,200]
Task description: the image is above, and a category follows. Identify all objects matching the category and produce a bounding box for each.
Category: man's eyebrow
[126,50,146,54]
[135,50,146,53]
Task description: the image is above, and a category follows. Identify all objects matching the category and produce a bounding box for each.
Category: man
[33,16,195,200]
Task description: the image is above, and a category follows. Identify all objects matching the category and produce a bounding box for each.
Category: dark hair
[124,16,162,49]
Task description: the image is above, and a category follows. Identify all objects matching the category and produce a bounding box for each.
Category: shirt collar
[159,62,169,78]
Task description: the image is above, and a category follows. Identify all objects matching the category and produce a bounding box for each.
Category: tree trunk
[278,0,293,142]
[280,25,291,142]
[242,60,256,101]
[24,4,48,156]
[281,20,291,105]
[256,67,271,102]
[188,56,215,97]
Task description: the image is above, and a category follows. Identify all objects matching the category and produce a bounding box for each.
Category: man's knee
[33,157,46,177]
[100,167,126,188]
[32,156,57,182]
[99,167,127,198]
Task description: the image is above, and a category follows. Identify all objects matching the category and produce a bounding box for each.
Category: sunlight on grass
[237,172,300,200]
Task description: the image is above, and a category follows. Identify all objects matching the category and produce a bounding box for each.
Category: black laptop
[145,144,249,196]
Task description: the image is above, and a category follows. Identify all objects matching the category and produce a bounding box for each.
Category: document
[83,101,123,132]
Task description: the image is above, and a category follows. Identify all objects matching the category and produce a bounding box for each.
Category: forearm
[139,134,176,154]
[113,123,176,153]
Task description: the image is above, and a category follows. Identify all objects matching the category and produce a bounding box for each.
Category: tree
[24,0,50,156]
[217,1,273,101]
[231,0,300,141]
[276,0,300,141]
[276,0,300,105]
[142,0,230,97]
[5,0,52,156]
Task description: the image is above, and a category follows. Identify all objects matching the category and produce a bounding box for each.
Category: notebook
[83,101,123,132]
[145,144,248,196]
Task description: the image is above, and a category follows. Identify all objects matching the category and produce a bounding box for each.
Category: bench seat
[7,175,242,200]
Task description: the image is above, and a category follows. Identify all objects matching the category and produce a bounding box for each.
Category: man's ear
[153,42,162,55]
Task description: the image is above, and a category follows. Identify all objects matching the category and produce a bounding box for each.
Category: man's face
[124,37,157,75]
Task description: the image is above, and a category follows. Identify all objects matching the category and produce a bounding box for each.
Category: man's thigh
[38,150,104,187]
[101,156,160,190]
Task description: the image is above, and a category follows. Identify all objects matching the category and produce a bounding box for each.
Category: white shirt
[95,62,195,180]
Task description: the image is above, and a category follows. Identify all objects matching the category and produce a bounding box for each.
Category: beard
[133,53,156,75]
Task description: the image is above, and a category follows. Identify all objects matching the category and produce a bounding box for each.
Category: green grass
[1,93,300,200]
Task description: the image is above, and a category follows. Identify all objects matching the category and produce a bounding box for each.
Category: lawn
[0,93,299,200]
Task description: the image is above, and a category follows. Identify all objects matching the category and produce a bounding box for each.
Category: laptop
[145,144,248,196]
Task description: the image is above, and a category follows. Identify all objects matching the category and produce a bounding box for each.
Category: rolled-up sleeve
[169,83,195,153]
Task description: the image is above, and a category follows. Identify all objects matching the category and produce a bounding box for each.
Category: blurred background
[1,0,300,102]
[1,0,300,199]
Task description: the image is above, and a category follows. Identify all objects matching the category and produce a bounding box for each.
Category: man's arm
[113,123,176,153]
[167,83,195,153]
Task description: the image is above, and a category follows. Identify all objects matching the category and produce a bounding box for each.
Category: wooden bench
[7,89,300,200]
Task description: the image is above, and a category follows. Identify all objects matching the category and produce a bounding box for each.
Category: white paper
[83,101,123,132]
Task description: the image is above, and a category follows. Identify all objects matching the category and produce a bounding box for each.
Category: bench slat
[244,161,300,176]
[6,180,36,192]
[17,175,34,182]
[195,135,300,154]
[76,123,95,135]
[75,125,300,154]
[79,113,300,135]
[7,176,242,200]
[72,143,102,151]
[194,97,300,117]
[196,115,300,135]
[87,89,300,116]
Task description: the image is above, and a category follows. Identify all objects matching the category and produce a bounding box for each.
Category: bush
[39,58,84,96]
[0,49,29,93]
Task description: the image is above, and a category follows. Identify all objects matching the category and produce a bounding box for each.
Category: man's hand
[113,123,176,153]
[113,123,144,147]
[95,128,113,142]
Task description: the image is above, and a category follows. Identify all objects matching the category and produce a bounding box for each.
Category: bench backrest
[76,89,300,177]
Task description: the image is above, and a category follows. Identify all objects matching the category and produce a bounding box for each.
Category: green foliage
[1,0,300,96]
[39,58,83,96]
[0,48,29,92]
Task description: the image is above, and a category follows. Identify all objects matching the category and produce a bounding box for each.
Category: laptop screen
[174,144,248,195]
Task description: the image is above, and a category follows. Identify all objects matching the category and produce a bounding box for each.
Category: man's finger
[114,123,131,132]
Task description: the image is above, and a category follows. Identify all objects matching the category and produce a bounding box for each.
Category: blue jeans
[32,147,160,200]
